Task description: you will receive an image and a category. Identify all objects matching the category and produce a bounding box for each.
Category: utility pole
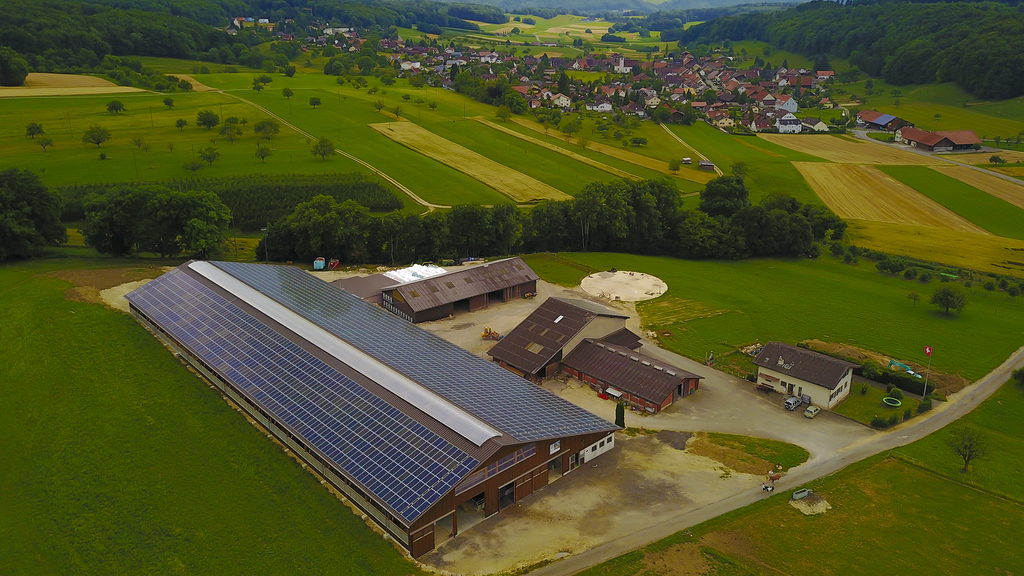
[150,107,154,129]
[132,151,140,181]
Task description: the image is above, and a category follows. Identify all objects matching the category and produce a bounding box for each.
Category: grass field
[0,91,376,186]
[832,384,920,425]
[759,134,942,165]
[846,220,1024,277]
[946,150,1024,165]
[879,166,1024,239]
[794,163,989,233]
[370,120,568,203]
[474,116,638,180]
[844,81,1024,134]
[539,253,1023,380]
[0,260,423,575]
[895,382,1024,502]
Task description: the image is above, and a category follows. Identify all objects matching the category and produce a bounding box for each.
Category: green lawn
[895,382,1024,502]
[0,260,423,575]
[833,384,920,425]
[845,81,1024,134]
[539,253,1023,381]
[521,253,597,286]
[878,166,1024,240]
[0,91,368,187]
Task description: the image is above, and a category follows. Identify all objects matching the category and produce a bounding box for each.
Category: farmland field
[943,150,1024,165]
[0,261,423,575]
[0,91,370,186]
[760,134,942,165]
[847,220,1024,277]
[931,166,1024,209]
[793,163,988,233]
[879,166,1024,239]
[370,120,569,203]
[541,253,1024,381]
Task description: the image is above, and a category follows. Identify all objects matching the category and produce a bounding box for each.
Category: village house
[776,112,802,133]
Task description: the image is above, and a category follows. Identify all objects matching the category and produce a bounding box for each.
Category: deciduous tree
[946,425,988,473]
[198,146,220,166]
[254,145,272,163]
[282,87,293,99]
[311,136,336,160]
[163,97,174,109]
[309,96,322,108]
[81,125,110,148]
[196,110,220,130]
[38,138,53,152]
[25,122,43,139]
[0,168,66,260]
[175,118,188,131]
[106,100,125,114]
[930,284,968,314]
[253,119,280,141]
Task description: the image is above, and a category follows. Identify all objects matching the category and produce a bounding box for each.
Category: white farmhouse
[775,112,802,134]
[753,342,856,410]
[551,93,572,109]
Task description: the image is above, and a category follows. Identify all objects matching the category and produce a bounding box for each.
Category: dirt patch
[370,121,570,203]
[641,541,711,576]
[46,267,168,306]
[172,74,217,92]
[794,162,989,234]
[760,134,942,165]
[686,433,775,476]
[789,492,832,515]
[804,339,969,394]
[24,73,117,88]
[101,279,154,312]
[655,430,692,450]
[931,165,1024,210]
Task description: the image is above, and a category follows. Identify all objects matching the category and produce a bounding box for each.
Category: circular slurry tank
[580,270,668,302]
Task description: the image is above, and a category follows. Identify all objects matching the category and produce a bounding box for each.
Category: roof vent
[654,365,663,371]
[595,342,605,348]
[554,315,564,323]
[641,361,650,366]
[630,356,639,361]
[667,370,677,376]
[777,356,785,367]
[618,351,628,356]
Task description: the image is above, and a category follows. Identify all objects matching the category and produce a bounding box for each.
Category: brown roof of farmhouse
[753,342,857,390]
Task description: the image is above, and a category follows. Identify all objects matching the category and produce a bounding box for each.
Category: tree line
[680,1,1024,99]
[58,173,402,232]
[260,176,845,265]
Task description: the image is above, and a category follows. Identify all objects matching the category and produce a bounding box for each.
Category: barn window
[445,281,455,289]
[526,342,544,354]
[464,277,473,284]
[409,290,420,298]
[429,286,439,293]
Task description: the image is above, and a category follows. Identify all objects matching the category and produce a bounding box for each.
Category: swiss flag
[925,346,933,357]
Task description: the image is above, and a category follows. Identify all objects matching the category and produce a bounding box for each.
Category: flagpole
[923,354,932,398]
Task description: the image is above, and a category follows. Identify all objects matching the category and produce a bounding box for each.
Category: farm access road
[660,123,724,176]
[528,341,1024,576]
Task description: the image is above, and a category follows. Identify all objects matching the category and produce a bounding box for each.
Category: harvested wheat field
[945,150,1024,165]
[847,220,1024,277]
[0,73,145,97]
[171,74,217,92]
[370,121,571,203]
[759,134,942,165]
[794,163,989,233]
[931,165,1024,210]
[510,117,715,184]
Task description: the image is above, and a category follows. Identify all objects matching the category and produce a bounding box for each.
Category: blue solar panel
[127,268,478,524]
[211,262,617,442]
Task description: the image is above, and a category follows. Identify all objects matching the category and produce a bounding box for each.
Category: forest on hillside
[680,0,1024,99]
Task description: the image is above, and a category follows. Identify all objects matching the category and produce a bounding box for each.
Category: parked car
[804,405,821,419]
[784,396,802,411]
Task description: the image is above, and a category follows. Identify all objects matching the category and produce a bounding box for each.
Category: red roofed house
[896,128,981,151]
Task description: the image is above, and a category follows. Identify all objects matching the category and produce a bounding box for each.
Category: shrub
[99,152,106,160]
[829,242,845,256]
[862,362,880,380]
[919,272,933,283]
[746,373,757,382]
[861,384,868,395]
[917,397,933,413]
[984,281,996,291]
[904,407,913,421]
[889,388,904,400]
[871,416,889,429]
[886,383,895,393]
[888,413,900,426]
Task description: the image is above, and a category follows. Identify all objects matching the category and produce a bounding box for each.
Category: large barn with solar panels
[126,261,618,557]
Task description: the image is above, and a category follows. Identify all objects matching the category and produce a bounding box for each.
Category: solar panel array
[212,261,618,442]
[126,268,478,524]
